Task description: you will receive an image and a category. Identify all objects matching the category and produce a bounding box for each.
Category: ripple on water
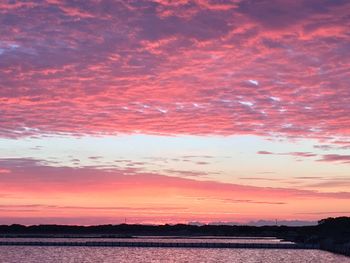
[0,247,349,263]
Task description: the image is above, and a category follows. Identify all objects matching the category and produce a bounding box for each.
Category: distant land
[190,220,317,227]
[0,217,347,242]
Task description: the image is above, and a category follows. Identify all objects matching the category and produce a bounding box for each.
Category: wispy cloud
[1,157,350,198]
[318,154,350,164]
[257,150,350,164]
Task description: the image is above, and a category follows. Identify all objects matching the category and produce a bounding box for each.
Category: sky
[0,0,349,225]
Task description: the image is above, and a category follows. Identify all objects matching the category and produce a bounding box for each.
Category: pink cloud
[257,151,317,158]
[256,151,350,166]
[318,154,350,164]
[0,1,349,140]
[257,151,273,155]
[0,168,10,174]
[288,152,317,158]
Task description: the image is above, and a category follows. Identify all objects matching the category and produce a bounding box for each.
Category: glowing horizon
[0,0,349,225]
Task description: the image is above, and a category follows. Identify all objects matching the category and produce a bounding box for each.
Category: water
[0,238,348,262]
[0,246,349,262]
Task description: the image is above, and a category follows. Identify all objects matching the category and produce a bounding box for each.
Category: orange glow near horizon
[0,158,349,225]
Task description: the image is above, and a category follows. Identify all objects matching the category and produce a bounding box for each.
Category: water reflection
[0,246,349,263]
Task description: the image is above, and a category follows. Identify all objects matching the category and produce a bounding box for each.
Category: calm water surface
[0,238,348,262]
[0,246,349,263]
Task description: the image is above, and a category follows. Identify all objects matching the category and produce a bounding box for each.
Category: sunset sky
[0,0,349,225]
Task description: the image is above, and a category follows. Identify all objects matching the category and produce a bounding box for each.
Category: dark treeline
[0,217,349,246]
